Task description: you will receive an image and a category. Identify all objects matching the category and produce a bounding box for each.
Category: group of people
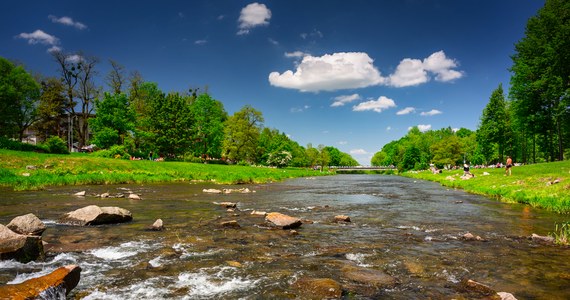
[430,156,514,176]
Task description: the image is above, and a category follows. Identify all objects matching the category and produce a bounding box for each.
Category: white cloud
[353,96,396,113]
[388,51,463,87]
[420,109,442,116]
[396,107,416,115]
[217,15,225,20]
[410,124,432,132]
[350,149,368,155]
[47,45,61,53]
[48,15,86,30]
[194,39,207,45]
[338,141,348,145]
[237,3,271,35]
[16,29,59,45]
[66,54,83,63]
[300,29,323,40]
[290,105,310,113]
[284,51,308,58]
[269,52,385,92]
[268,38,279,45]
[386,126,392,131]
[423,51,463,82]
[331,94,361,107]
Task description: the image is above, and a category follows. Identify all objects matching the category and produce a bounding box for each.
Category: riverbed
[0,175,568,299]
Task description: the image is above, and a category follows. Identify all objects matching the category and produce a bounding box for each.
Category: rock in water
[221,220,241,228]
[292,277,342,299]
[149,219,164,231]
[0,224,44,262]
[334,215,351,222]
[203,188,222,194]
[265,212,302,229]
[59,205,133,226]
[73,191,86,196]
[128,193,141,200]
[7,213,46,236]
[0,265,81,298]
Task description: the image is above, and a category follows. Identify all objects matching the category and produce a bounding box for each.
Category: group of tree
[0,54,358,169]
[372,0,569,170]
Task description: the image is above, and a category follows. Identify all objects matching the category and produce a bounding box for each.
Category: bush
[43,136,69,154]
[92,145,131,159]
[0,137,46,152]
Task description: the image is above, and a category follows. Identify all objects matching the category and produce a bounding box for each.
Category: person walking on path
[505,156,513,176]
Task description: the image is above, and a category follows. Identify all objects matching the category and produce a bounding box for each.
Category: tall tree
[148,92,193,157]
[34,77,67,141]
[510,0,570,161]
[90,93,136,148]
[0,57,40,140]
[477,84,510,163]
[189,94,227,159]
[222,105,263,163]
[105,59,126,94]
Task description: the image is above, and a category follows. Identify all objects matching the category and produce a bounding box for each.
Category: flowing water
[0,175,569,299]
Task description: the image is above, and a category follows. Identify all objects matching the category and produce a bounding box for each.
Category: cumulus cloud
[16,29,59,45]
[290,105,310,113]
[47,45,62,53]
[48,15,87,30]
[237,3,271,35]
[388,51,463,87]
[269,50,462,92]
[409,124,432,132]
[420,109,442,116]
[396,107,416,115]
[352,96,396,113]
[269,52,385,92]
[338,141,348,145]
[331,94,361,107]
[194,39,207,45]
[66,54,83,63]
[300,29,323,40]
[350,149,368,155]
[386,126,392,131]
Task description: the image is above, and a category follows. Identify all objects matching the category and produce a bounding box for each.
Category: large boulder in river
[0,265,81,298]
[0,224,44,262]
[7,213,46,236]
[265,212,302,229]
[59,205,132,226]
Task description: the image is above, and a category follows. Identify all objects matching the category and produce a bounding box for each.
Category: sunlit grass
[0,149,327,191]
[401,161,570,213]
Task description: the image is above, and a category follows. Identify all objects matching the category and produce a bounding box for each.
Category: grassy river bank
[0,149,327,191]
[401,160,570,213]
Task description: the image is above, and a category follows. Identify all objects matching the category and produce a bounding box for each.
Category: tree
[0,57,40,140]
[222,105,263,163]
[148,92,193,157]
[477,84,510,163]
[105,59,126,94]
[90,93,136,148]
[34,77,67,141]
[189,94,227,159]
[430,135,463,167]
[317,144,330,171]
[509,0,570,161]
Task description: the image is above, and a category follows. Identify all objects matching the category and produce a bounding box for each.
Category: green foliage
[0,137,45,152]
[222,105,263,163]
[550,222,570,245]
[477,84,511,163]
[149,92,193,157]
[92,145,131,159]
[189,94,227,158]
[91,93,136,149]
[43,136,69,154]
[267,150,292,168]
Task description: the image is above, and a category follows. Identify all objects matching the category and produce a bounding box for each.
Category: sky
[1,0,545,165]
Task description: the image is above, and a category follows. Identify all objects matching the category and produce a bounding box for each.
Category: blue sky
[2,1,544,164]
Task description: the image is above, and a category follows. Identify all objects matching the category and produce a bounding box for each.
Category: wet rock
[250,210,267,216]
[462,232,484,241]
[128,193,141,200]
[530,233,555,244]
[497,292,518,300]
[334,215,351,222]
[213,202,238,209]
[203,188,222,194]
[223,188,253,194]
[301,219,314,224]
[265,212,302,229]
[289,230,299,236]
[221,220,240,228]
[342,266,397,288]
[226,261,243,268]
[26,165,37,170]
[292,277,342,299]
[148,219,164,231]
[0,265,81,298]
[457,279,498,297]
[7,213,46,236]
[100,192,110,198]
[0,224,44,262]
[59,205,133,226]
[73,191,86,197]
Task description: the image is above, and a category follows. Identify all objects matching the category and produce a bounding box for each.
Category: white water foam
[89,240,157,261]
[346,253,372,267]
[149,255,163,268]
[177,266,259,298]
[83,277,170,300]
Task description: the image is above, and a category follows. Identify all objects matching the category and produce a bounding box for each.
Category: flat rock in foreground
[59,205,132,226]
[265,212,302,229]
[7,213,46,236]
[0,265,81,298]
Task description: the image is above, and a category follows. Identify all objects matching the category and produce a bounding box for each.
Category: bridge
[331,166,396,173]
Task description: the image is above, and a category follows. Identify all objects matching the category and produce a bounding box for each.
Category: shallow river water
[0,175,569,299]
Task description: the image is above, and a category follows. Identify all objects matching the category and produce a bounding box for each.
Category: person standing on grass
[505,156,513,176]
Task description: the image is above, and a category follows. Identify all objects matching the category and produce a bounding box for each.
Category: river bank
[0,150,328,191]
[400,161,570,213]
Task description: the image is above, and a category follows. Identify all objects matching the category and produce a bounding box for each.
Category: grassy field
[401,161,570,213]
[0,149,327,191]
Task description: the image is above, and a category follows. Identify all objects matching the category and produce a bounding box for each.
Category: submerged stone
[292,277,342,299]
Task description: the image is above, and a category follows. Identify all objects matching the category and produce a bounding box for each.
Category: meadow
[0,149,327,191]
[401,161,570,213]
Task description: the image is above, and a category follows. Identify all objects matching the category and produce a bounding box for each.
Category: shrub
[92,145,131,159]
[43,136,69,154]
[0,137,46,152]
[550,222,570,245]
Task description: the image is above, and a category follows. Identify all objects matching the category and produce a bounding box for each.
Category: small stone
[334,215,351,222]
[458,279,496,296]
[289,230,299,236]
[265,212,302,229]
[26,165,37,170]
[100,192,110,198]
[22,173,30,177]
[250,210,267,216]
[221,220,240,228]
[214,202,237,208]
[497,292,518,300]
[203,188,222,194]
[74,191,86,196]
[149,219,164,231]
[531,233,555,244]
[128,193,141,200]
[226,261,243,268]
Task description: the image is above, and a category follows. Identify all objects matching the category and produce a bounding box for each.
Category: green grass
[0,149,328,191]
[401,161,570,213]
[550,222,570,245]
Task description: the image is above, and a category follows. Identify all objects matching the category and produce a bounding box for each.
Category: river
[0,175,568,299]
